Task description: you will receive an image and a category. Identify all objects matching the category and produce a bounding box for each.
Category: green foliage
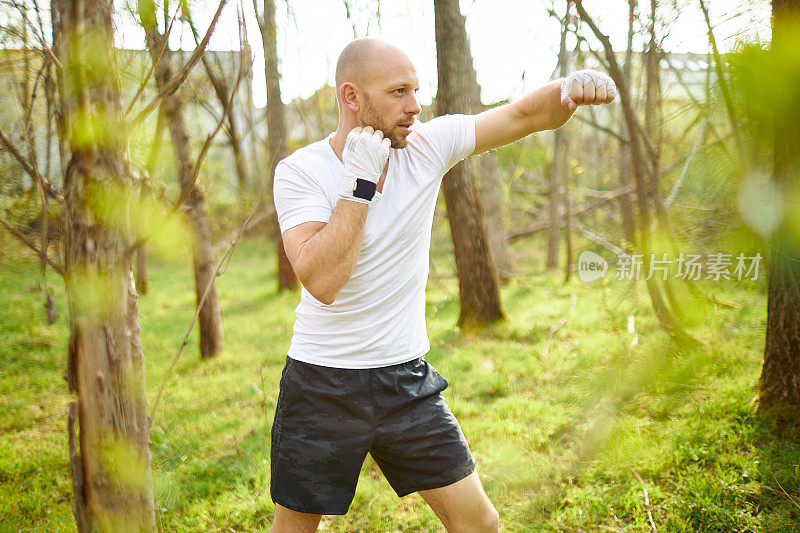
[0,238,797,532]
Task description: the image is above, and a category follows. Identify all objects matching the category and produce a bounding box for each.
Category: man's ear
[340,82,360,113]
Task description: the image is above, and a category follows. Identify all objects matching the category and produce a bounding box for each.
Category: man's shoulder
[408,114,472,142]
[279,136,334,174]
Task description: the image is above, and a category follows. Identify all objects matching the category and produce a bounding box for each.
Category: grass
[1,236,798,532]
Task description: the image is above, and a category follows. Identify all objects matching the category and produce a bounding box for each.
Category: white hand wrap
[339,128,391,204]
[560,69,616,102]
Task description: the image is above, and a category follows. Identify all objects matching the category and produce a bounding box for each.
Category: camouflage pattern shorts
[269,356,476,515]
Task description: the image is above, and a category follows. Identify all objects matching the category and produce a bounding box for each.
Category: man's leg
[269,504,322,533]
[418,471,499,533]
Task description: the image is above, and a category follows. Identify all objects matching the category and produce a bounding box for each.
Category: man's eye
[394,88,405,95]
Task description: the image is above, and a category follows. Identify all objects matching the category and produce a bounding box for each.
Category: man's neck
[329,131,347,162]
[330,116,361,162]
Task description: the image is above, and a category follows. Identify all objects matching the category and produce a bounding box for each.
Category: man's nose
[406,94,422,115]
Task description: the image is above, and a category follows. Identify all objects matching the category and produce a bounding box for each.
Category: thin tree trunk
[259,0,297,290]
[563,154,573,282]
[54,0,156,527]
[476,150,513,281]
[574,0,692,343]
[618,0,637,245]
[189,17,249,197]
[452,17,512,281]
[135,107,166,296]
[759,0,800,418]
[548,2,571,270]
[143,19,224,360]
[644,0,684,320]
[434,0,504,328]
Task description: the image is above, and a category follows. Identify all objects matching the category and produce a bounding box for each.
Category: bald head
[335,38,408,90]
[333,38,421,148]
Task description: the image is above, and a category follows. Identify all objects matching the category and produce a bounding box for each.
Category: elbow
[303,279,338,305]
[314,292,336,306]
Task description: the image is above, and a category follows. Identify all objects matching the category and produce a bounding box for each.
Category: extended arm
[472,70,616,156]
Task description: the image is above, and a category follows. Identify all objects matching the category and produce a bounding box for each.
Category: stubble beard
[361,94,409,149]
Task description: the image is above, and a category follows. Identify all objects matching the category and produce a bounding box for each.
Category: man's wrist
[339,174,377,204]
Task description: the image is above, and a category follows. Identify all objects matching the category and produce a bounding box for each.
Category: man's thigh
[418,471,499,533]
[270,358,372,515]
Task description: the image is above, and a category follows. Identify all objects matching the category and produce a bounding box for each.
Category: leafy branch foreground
[0,239,797,532]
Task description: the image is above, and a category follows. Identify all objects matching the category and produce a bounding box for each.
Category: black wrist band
[353,178,377,201]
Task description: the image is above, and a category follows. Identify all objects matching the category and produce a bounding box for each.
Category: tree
[758,0,800,418]
[255,0,298,290]
[548,1,571,270]
[618,0,637,245]
[141,0,225,359]
[188,15,251,199]
[433,0,504,328]
[51,0,156,526]
[573,0,693,343]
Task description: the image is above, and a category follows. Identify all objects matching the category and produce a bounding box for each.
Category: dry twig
[129,0,229,129]
[148,147,275,428]
[0,125,63,202]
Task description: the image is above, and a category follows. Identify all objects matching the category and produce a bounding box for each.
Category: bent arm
[281,200,369,305]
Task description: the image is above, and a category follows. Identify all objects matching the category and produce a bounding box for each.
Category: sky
[114,0,772,108]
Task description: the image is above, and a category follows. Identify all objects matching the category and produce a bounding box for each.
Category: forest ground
[1,236,798,532]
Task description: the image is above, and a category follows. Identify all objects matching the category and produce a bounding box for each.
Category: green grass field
[1,237,798,532]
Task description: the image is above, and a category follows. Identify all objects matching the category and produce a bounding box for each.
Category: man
[270,38,615,532]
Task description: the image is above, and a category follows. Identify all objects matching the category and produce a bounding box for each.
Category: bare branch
[7,0,63,69]
[575,223,626,256]
[124,3,182,117]
[126,48,249,255]
[175,52,248,209]
[0,215,64,276]
[571,113,629,143]
[509,185,636,242]
[0,124,63,202]
[698,0,745,159]
[129,0,229,129]
[148,136,277,428]
[665,120,707,207]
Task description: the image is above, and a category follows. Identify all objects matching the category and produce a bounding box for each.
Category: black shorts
[269,356,476,515]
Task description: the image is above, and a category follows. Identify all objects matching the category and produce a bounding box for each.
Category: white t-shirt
[273,114,476,368]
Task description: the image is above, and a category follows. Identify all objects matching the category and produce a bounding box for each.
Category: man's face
[356,53,422,149]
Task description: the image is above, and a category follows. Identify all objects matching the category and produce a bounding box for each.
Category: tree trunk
[759,0,800,418]
[143,20,224,360]
[135,246,149,295]
[548,2,571,270]
[54,0,156,527]
[573,0,691,343]
[618,0,637,245]
[135,106,166,297]
[563,153,573,282]
[260,0,298,291]
[434,0,504,328]
[476,150,513,281]
[443,5,512,281]
[189,16,249,197]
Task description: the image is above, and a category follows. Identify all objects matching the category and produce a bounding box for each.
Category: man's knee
[474,506,500,532]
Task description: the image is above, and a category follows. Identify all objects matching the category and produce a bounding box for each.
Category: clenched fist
[339,126,391,204]
[560,70,617,111]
